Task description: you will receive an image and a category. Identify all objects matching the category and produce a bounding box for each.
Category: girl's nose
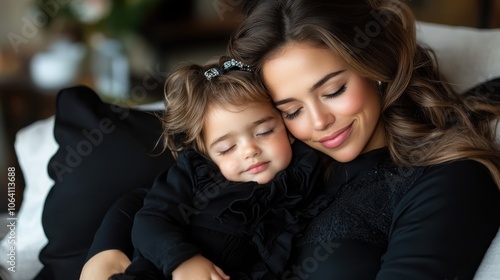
[243,142,261,159]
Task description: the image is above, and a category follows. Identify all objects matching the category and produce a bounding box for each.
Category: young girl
[110,57,331,280]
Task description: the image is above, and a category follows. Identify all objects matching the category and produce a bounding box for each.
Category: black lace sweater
[287,148,500,280]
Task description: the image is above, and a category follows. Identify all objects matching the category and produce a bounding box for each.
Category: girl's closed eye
[218,145,235,156]
[256,128,274,136]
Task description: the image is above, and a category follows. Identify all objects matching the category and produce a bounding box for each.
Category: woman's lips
[245,162,269,174]
[318,123,353,149]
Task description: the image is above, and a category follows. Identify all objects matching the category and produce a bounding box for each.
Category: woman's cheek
[285,118,310,141]
[343,92,365,114]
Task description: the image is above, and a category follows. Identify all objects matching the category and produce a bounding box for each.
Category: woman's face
[261,43,385,162]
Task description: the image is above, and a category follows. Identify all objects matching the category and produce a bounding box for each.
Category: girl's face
[203,102,292,184]
[262,43,385,162]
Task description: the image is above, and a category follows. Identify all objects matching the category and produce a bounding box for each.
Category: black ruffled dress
[114,141,332,280]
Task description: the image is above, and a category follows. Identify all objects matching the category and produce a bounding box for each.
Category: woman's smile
[317,121,353,149]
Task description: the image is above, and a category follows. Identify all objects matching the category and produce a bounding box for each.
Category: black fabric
[91,144,500,280]
[128,140,329,280]
[463,76,500,102]
[297,148,425,246]
[288,149,500,280]
[86,188,149,261]
[88,146,500,280]
[44,78,500,280]
[35,86,175,280]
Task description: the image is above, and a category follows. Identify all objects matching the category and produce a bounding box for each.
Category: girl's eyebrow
[274,70,346,106]
[208,115,276,149]
[252,115,275,127]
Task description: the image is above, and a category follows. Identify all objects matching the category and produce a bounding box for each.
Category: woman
[226,0,500,279]
[82,0,500,279]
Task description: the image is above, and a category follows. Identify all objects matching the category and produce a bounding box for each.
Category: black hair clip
[204,59,251,81]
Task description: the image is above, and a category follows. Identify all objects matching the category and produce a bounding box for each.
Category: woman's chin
[315,144,361,163]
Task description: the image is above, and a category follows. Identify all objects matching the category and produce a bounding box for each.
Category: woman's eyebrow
[274,98,295,106]
[310,70,346,92]
[274,70,346,106]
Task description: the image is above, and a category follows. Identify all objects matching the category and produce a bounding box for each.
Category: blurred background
[0,0,499,208]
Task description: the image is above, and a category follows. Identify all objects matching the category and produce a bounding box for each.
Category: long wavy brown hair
[162,56,271,159]
[228,0,500,186]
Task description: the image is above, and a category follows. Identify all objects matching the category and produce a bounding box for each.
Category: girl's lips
[245,162,269,174]
[318,123,353,149]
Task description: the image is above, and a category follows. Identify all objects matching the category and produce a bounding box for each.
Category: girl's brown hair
[228,0,500,186]
[162,56,271,158]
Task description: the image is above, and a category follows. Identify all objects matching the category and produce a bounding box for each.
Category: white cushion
[0,116,57,280]
[416,22,500,93]
[474,229,500,280]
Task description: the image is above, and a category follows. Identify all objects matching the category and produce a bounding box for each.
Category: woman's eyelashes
[283,109,301,120]
[324,85,347,99]
[282,85,347,120]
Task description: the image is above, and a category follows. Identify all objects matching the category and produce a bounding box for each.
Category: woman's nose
[311,104,335,131]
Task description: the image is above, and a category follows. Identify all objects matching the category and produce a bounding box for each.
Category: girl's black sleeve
[131,153,204,277]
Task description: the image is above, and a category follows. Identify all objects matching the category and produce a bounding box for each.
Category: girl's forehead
[204,102,278,128]
[209,101,275,114]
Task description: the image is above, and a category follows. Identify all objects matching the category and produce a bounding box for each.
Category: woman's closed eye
[281,85,346,120]
[324,85,347,99]
[283,109,301,120]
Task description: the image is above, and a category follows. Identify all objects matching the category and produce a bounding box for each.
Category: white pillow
[0,116,57,280]
[475,229,500,280]
[416,22,500,93]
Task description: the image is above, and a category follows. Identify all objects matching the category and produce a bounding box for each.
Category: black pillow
[35,86,175,280]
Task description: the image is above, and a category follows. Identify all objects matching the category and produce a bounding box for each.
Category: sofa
[0,21,499,280]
